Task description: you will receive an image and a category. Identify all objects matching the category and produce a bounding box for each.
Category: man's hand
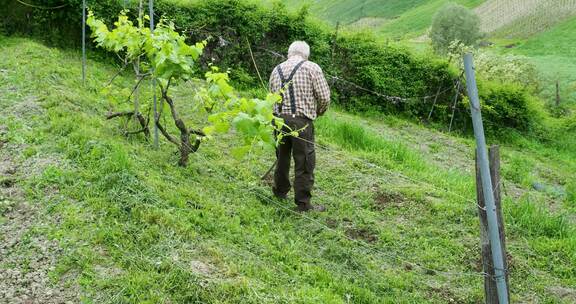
[316,104,328,117]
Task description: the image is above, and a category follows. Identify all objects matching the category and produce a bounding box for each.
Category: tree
[430,3,483,55]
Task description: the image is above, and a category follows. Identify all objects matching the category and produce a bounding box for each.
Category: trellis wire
[82,0,86,85]
[246,38,267,92]
[15,0,68,9]
[255,45,456,104]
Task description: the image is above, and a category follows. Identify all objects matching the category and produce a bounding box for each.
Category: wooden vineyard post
[149,0,159,148]
[556,80,561,107]
[476,145,510,304]
[331,21,340,63]
[82,0,86,85]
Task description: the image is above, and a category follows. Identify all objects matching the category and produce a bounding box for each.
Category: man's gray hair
[288,41,310,59]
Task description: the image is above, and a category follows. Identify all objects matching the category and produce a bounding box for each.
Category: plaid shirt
[269,56,331,120]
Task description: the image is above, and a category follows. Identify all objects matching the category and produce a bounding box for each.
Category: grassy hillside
[1,36,575,303]
[480,0,576,38]
[260,0,484,38]
[270,0,576,105]
[260,0,576,41]
[492,15,576,105]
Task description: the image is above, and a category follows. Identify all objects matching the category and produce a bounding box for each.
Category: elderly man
[269,41,331,212]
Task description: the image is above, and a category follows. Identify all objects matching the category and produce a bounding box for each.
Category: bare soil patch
[373,190,407,210]
[190,260,215,276]
[548,286,576,302]
[9,97,45,118]
[345,227,378,244]
[427,286,461,303]
[0,110,78,304]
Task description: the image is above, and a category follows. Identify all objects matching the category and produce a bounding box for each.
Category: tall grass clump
[506,197,572,238]
[566,179,576,208]
[315,115,425,171]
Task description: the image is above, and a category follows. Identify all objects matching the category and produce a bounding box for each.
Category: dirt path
[0,97,79,303]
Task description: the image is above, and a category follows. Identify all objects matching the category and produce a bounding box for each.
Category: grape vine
[87,11,289,166]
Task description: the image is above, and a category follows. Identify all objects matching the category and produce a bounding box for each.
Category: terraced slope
[261,0,576,40]
[476,0,576,38]
[260,0,484,38]
[498,15,576,104]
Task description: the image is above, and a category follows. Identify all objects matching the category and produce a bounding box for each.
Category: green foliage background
[0,0,542,136]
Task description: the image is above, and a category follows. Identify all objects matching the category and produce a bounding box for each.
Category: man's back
[269,56,330,120]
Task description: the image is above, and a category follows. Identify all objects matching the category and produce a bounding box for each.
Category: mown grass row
[1,36,575,303]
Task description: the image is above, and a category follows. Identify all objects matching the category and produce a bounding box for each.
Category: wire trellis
[15,0,68,9]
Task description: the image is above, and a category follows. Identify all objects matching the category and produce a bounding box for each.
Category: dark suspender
[276,60,306,115]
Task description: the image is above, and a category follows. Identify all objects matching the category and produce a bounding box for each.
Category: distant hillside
[263,0,576,40]
[477,0,576,38]
[498,15,576,104]
[261,0,484,38]
[264,0,453,24]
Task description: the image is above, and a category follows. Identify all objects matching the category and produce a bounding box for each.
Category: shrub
[448,40,540,92]
[478,81,540,135]
[430,3,483,55]
[331,33,456,118]
[0,0,122,46]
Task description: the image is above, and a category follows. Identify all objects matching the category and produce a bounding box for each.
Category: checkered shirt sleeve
[269,58,331,120]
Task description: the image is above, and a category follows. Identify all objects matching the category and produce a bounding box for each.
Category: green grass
[513,16,576,58]
[493,15,576,105]
[259,0,484,38]
[1,35,575,303]
[260,0,435,24]
[377,0,483,39]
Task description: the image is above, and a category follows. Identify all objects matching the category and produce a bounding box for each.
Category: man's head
[288,41,310,60]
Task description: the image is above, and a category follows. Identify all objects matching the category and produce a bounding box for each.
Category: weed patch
[316,115,425,170]
[506,197,572,238]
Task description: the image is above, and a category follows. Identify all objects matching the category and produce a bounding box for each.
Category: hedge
[0,0,537,134]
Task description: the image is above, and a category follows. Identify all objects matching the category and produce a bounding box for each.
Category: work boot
[296,203,326,212]
[273,191,288,200]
